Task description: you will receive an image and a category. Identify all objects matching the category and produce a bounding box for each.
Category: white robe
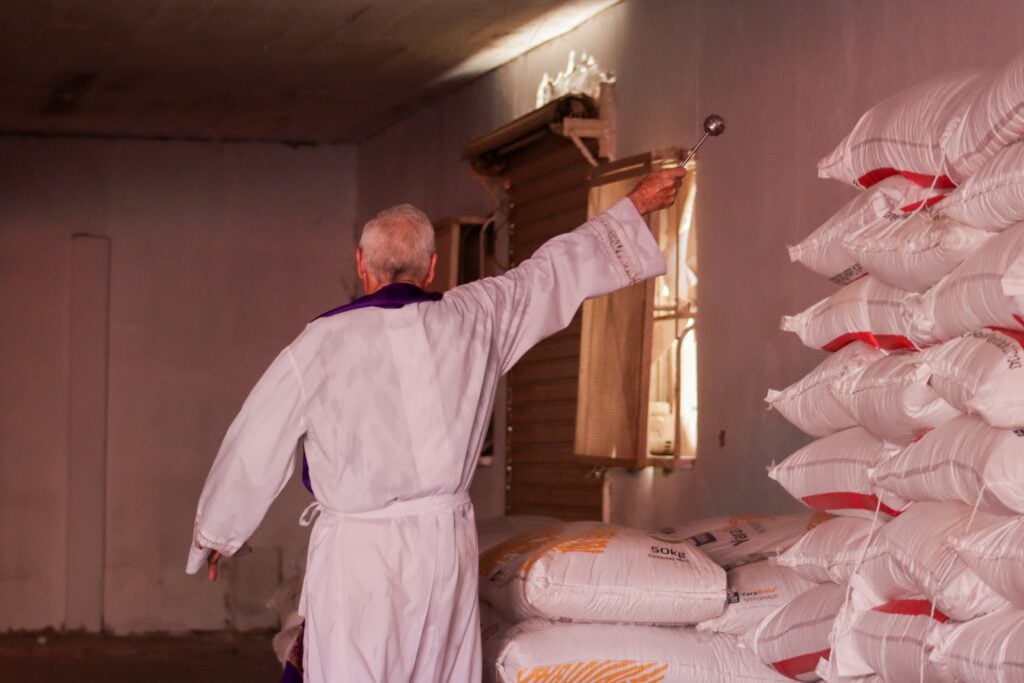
[186,198,665,682]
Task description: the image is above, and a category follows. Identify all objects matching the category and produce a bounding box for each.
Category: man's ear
[423,253,438,288]
[356,247,367,279]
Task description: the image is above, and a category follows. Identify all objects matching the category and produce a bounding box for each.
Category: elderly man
[186,167,686,682]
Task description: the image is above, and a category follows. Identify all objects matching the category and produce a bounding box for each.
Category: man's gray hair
[358,204,436,283]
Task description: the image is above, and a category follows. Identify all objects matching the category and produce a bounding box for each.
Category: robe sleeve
[185,346,307,574]
[465,197,666,374]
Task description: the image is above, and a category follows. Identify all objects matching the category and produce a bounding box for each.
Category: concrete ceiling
[0,0,618,144]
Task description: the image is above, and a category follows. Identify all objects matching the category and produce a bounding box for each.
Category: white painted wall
[4,0,1024,634]
[0,137,358,631]
[355,0,1024,526]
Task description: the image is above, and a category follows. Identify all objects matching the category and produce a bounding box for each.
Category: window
[574,152,698,469]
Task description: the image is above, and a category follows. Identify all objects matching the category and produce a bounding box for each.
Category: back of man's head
[358,204,436,283]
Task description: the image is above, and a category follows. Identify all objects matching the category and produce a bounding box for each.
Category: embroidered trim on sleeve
[193,518,243,556]
[589,213,644,286]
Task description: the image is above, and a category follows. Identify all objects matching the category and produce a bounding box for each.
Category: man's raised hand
[626,166,688,216]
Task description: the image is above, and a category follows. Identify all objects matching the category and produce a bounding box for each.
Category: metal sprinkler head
[680,114,726,166]
[702,114,726,136]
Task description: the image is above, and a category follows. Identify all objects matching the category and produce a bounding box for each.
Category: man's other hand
[626,166,688,215]
[207,550,222,582]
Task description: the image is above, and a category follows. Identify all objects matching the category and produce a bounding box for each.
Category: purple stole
[316,281,442,318]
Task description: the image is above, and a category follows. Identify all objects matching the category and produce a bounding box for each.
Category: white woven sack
[912,221,1024,346]
[923,327,1024,429]
[820,51,1024,187]
[941,140,1024,231]
[826,598,873,678]
[849,552,918,614]
[827,353,961,445]
[818,69,984,189]
[478,522,726,625]
[848,599,957,683]
[870,414,1024,515]
[781,276,919,352]
[768,427,907,518]
[787,176,947,284]
[744,582,846,682]
[477,515,560,553]
[932,607,1024,683]
[766,342,886,437]
[697,560,818,638]
[481,602,513,683]
[945,51,1024,182]
[494,619,790,683]
[950,515,1024,608]
[776,516,883,585]
[827,585,908,679]
[841,212,992,293]
[814,656,882,683]
[850,502,1011,621]
[662,511,831,570]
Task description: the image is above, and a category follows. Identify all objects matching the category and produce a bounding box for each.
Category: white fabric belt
[299,492,470,526]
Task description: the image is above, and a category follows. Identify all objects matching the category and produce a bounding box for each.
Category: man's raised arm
[455,167,687,374]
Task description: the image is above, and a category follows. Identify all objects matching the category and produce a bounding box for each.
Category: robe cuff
[590,198,667,287]
[186,519,245,574]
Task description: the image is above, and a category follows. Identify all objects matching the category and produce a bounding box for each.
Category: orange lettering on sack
[479,525,565,578]
[520,527,618,574]
[550,527,618,554]
[517,660,668,683]
[725,514,770,526]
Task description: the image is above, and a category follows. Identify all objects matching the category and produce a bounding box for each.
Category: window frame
[573,150,698,471]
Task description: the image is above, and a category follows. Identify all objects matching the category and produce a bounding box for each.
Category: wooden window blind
[504,134,602,520]
[463,94,605,521]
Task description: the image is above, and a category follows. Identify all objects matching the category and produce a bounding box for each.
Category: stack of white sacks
[478,512,836,682]
[767,50,1024,682]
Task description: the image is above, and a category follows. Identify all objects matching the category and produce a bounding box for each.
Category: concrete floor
[0,630,282,682]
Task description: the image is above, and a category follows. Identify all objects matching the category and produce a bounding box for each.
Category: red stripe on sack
[822,332,881,352]
[772,648,832,678]
[872,599,950,623]
[857,168,899,188]
[990,327,1024,349]
[900,194,947,213]
[874,334,917,351]
[1014,314,1024,328]
[821,332,917,353]
[855,168,958,190]
[802,492,903,517]
[899,171,957,189]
